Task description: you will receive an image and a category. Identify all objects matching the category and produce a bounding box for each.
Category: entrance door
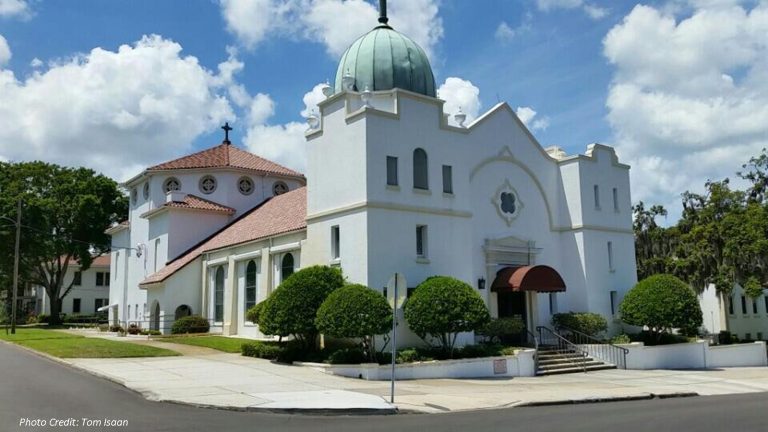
[151,303,160,331]
[497,291,527,344]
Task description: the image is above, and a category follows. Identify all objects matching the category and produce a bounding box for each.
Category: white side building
[699,283,768,341]
[36,255,111,316]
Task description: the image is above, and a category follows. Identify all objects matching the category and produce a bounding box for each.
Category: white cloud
[0,35,239,181]
[495,22,516,42]
[241,82,329,173]
[0,35,10,66]
[603,3,768,216]
[438,77,481,126]
[29,57,42,68]
[583,4,608,19]
[0,0,29,18]
[300,82,328,118]
[536,0,608,20]
[515,106,550,131]
[220,0,443,59]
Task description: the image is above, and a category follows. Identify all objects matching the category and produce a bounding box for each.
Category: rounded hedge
[171,315,210,334]
[476,317,525,344]
[245,301,265,324]
[316,284,392,339]
[619,274,703,336]
[403,276,490,355]
[258,265,344,346]
[551,312,608,337]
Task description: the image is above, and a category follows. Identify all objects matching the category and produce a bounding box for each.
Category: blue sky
[0,0,766,219]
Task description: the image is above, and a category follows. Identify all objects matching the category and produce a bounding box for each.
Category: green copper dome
[334,25,436,97]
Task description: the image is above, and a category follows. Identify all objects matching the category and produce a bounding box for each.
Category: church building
[107,4,637,344]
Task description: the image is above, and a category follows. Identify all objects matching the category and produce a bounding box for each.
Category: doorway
[497,291,528,344]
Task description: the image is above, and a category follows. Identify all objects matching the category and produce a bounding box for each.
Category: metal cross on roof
[221,122,233,144]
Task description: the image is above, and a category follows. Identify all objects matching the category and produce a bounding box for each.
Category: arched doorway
[150,301,160,331]
[175,304,192,320]
[492,265,567,343]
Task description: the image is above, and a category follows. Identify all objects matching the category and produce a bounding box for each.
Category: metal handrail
[557,326,629,369]
[536,326,589,373]
[525,328,539,372]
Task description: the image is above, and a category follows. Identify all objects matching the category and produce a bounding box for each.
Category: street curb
[0,339,398,416]
[515,392,699,407]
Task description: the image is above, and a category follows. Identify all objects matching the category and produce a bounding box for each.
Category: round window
[238,177,254,195]
[131,188,138,204]
[142,182,150,200]
[272,181,288,196]
[163,177,181,193]
[199,175,217,194]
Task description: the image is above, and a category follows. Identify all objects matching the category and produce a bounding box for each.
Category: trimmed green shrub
[403,276,490,357]
[395,347,432,364]
[327,348,368,365]
[258,266,344,349]
[610,333,631,344]
[109,325,124,333]
[241,341,284,360]
[476,317,525,344]
[170,315,210,334]
[552,312,608,337]
[316,284,392,361]
[619,274,703,340]
[245,301,265,324]
[127,323,141,335]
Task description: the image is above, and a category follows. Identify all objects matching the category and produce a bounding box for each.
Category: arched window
[245,261,257,315]
[214,267,225,322]
[413,148,428,190]
[281,253,294,282]
[175,304,192,320]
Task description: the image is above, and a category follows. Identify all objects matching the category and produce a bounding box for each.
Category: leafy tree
[633,202,679,280]
[245,301,265,324]
[403,276,490,357]
[257,265,344,350]
[316,284,392,361]
[619,274,703,340]
[0,162,127,325]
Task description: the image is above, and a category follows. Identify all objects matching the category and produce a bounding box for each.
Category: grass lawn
[163,336,245,353]
[0,328,179,358]
[0,327,82,341]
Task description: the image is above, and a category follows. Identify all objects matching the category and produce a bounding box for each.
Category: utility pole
[11,199,21,335]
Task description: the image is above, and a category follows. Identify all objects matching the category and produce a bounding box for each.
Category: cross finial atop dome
[378,0,388,25]
[221,122,233,144]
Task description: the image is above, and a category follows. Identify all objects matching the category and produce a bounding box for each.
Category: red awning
[491,265,566,293]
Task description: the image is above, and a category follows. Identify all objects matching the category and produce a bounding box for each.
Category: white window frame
[607,241,615,272]
[594,184,600,210]
[331,225,340,260]
[416,225,428,258]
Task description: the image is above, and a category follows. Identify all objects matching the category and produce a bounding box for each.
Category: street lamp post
[10,200,21,334]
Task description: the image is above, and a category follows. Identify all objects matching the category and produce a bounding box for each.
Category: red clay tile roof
[140,187,306,286]
[165,194,235,214]
[140,194,235,218]
[148,143,303,178]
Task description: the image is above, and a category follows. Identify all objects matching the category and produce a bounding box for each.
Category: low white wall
[297,349,536,380]
[617,341,767,369]
[708,342,768,368]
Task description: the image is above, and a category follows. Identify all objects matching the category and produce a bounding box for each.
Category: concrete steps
[536,348,617,376]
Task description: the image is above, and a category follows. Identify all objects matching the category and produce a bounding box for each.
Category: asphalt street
[1,342,766,432]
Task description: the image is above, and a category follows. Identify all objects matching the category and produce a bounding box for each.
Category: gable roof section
[147,143,304,178]
[140,187,307,287]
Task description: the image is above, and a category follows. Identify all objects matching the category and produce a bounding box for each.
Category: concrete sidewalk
[64,343,768,414]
